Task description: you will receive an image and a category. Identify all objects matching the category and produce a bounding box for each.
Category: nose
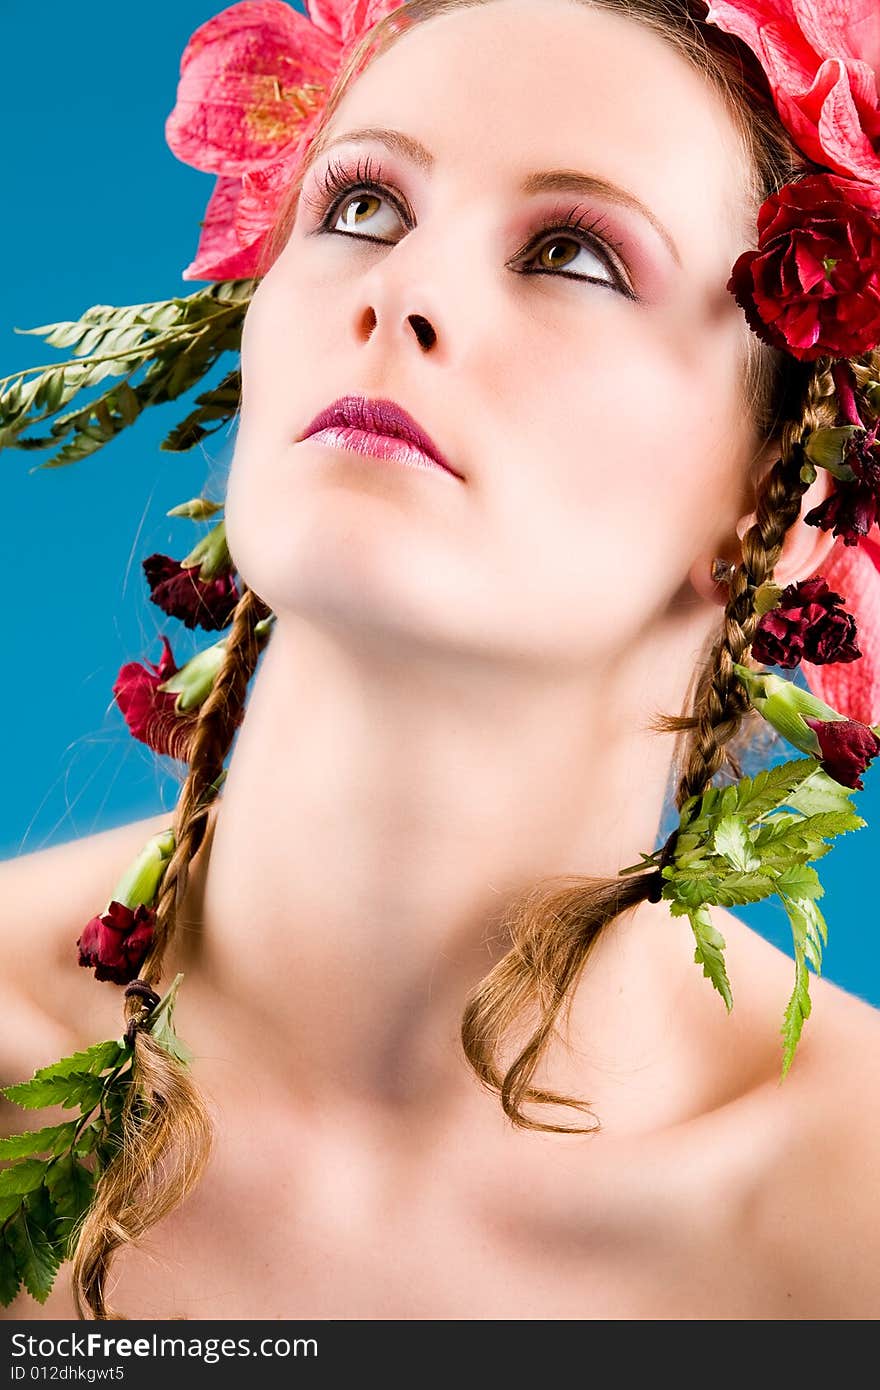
[357,304,438,353]
[350,222,459,360]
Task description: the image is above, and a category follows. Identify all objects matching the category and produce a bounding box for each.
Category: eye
[516,208,634,297]
[305,154,409,243]
[329,188,404,239]
[304,156,636,298]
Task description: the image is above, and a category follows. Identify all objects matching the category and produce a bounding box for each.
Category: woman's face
[227,0,760,670]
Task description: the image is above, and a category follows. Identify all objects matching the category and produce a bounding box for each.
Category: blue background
[2,1,878,1008]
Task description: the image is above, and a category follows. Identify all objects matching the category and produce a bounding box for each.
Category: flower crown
[3,0,880,1308]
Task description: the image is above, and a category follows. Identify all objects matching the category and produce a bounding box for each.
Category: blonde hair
[70,0,880,1319]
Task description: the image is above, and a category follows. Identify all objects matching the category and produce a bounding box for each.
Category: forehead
[320,0,751,270]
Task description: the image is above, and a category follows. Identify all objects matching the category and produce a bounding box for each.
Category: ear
[689,452,840,606]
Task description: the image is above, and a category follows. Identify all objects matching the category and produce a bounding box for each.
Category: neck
[174,606,714,1122]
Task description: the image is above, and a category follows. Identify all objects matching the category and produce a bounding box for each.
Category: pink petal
[337,0,410,47]
[812,61,880,182]
[181,175,267,281]
[237,149,306,252]
[165,0,341,176]
[791,0,880,69]
[705,1,820,90]
[302,0,348,44]
[801,529,880,723]
[705,1,880,181]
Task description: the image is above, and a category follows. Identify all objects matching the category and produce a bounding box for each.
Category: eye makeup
[300,151,643,299]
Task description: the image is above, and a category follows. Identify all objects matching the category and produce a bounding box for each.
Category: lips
[299,396,462,479]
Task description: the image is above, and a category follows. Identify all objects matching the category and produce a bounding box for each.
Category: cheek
[478,311,744,645]
[236,274,303,436]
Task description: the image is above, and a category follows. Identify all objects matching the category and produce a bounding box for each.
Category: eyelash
[303,154,636,298]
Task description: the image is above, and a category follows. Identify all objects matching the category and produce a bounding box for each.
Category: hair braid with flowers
[660,362,839,795]
[4,0,880,1316]
[122,582,267,1008]
[67,583,267,1320]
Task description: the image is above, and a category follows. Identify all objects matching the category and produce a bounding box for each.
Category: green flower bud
[753,580,784,617]
[108,828,175,911]
[166,496,224,520]
[732,664,846,756]
[799,458,817,486]
[157,638,227,712]
[179,518,230,581]
[803,426,860,479]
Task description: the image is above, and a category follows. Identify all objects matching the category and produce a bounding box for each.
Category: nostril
[408,313,436,350]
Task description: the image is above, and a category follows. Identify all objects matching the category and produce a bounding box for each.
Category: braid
[653,361,840,807]
[69,583,267,1321]
[461,352,880,1137]
[123,583,267,1013]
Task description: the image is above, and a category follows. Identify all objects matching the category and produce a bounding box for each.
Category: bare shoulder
[0,810,175,1080]
[692,905,880,1315]
[754,963,880,1316]
[0,811,184,1321]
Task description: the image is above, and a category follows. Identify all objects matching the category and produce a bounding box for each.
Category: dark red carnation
[728,173,880,361]
[77,901,155,984]
[143,553,240,631]
[802,716,880,790]
[112,635,200,761]
[804,431,880,545]
[751,576,861,668]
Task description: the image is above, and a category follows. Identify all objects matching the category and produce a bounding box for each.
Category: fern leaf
[688,905,733,1010]
[778,892,827,1077]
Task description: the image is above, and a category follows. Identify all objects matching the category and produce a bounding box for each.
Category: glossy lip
[298,395,464,481]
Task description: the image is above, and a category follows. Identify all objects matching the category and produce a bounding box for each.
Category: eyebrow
[306,125,682,267]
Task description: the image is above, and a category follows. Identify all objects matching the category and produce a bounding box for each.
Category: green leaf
[719,784,738,818]
[778,892,828,1078]
[669,868,776,908]
[751,809,863,853]
[775,863,824,901]
[147,973,192,1066]
[0,1159,49,1196]
[1,282,253,470]
[0,1192,24,1222]
[731,758,820,823]
[713,815,761,871]
[28,1038,125,1082]
[161,368,242,452]
[0,1235,20,1306]
[688,905,733,1010]
[2,1071,107,1111]
[115,380,141,426]
[5,1205,61,1305]
[780,941,812,1079]
[783,768,861,817]
[0,1121,77,1160]
[44,1156,94,1254]
[72,1124,101,1158]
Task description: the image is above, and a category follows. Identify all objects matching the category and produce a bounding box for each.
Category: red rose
[802,715,880,790]
[77,901,156,985]
[751,576,861,667]
[728,174,880,361]
[143,553,240,631]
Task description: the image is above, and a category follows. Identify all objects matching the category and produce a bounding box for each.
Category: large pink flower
[165,0,405,281]
[704,0,880,184]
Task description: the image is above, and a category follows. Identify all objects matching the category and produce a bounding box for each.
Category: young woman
[3,0,880,1319]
